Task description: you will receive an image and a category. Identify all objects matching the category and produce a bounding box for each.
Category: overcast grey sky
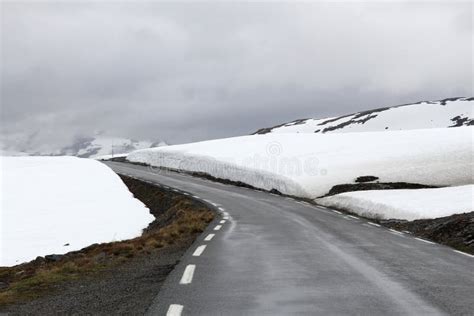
[1,1,472,151]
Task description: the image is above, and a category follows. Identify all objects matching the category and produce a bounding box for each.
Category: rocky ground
[382,212,474,254]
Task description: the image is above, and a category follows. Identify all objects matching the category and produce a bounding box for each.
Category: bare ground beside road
[0,176,215,315]
[382,212,474,254]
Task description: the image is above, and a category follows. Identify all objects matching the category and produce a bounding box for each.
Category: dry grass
[0,176,214,306]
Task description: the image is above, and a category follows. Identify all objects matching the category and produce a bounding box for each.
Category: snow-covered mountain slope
[59,136,168,158]
[0,136,168,158]
[254,97,473,134]
[1,156,154,266]
[127,127,473,200]
[317,185,473,221]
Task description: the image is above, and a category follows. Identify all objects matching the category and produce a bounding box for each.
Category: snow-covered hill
[254,97,473,134]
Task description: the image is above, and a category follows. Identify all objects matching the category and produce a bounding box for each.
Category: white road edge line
[179,265,196,284]
[166,304,183,316]
[214,225,222,231]
[347,215,359,220]
[204,234,215,241]
[414,237,435,245]
[218,207,225,212]
[453,250,474,258]
[192,245,207,257]
[332,210,342,214]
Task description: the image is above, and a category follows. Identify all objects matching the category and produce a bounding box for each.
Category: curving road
[105,161,474,316]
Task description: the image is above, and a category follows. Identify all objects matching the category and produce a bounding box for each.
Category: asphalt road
[105,161,474,316]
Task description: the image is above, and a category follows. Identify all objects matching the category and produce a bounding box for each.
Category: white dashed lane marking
[214,225,222,231]
[166,304,183,316]
[368,222,381,227]
[179,265,196,284]
[192,245,207,257]
[347,215,359,220]
[332,210,342,215]
[389,229,404,235]
[219,220,226,224]
[204,234,215,241]
[389,231,404,237]
[414,237,435,245]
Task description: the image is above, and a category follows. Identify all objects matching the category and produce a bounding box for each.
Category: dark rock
[269,189,282,195]
[355,176,379,183]
[0,282,8,290]
[326,182,436,197]
[45,254,63,262]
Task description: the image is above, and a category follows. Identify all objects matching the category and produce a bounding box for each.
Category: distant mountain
[1,136,168,158]
[59,136,168,159]
[253,97,473,135]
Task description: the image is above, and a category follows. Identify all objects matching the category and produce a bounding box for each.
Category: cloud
[1,1,472,151]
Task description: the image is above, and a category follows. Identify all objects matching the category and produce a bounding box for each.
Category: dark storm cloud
[1,1,472,151]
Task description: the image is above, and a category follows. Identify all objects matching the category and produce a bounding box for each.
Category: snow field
[316,185,473,221]
[1,156,154,266]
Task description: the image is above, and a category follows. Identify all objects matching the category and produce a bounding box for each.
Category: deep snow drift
[254,97,473,134]
[1,157,154,267]
[128,127,473,199]
[317,185,473,221]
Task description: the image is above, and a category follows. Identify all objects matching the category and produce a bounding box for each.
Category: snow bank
[256,97,473,134]
[316,185,473,221]
[128,127,473,199]
[1,156,154,267]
